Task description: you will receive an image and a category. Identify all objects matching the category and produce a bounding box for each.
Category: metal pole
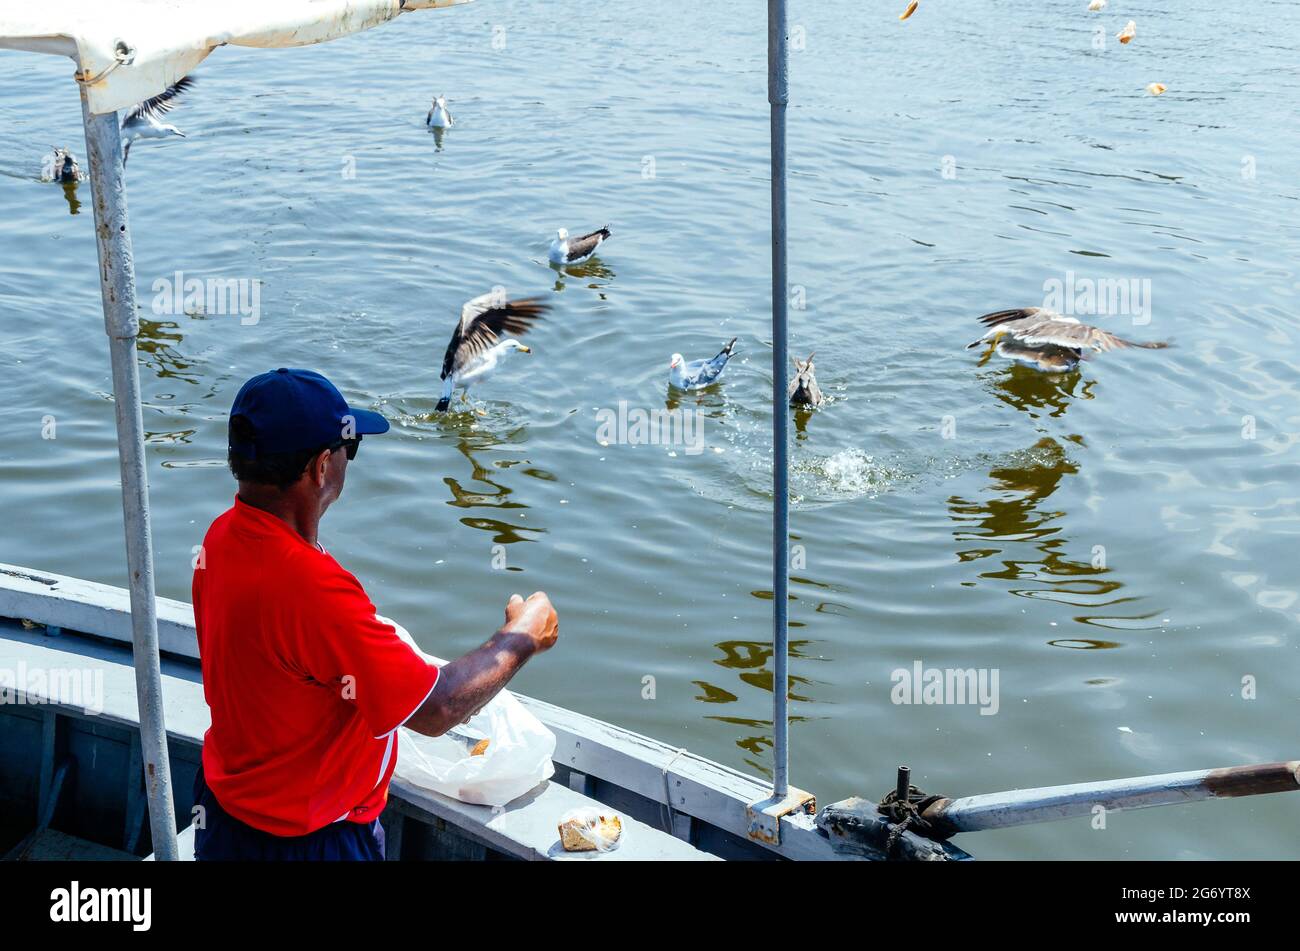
[923,761,1300,835]
[80,91,179,860]
[768,0,790,799]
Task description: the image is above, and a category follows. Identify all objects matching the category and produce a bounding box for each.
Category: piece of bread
[559,811,623,852]
[469,738,490,756]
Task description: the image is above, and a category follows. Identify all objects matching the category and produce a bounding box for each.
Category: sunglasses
[329,435,362,460]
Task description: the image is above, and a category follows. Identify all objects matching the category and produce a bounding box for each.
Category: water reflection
[136,317,199,385]
[663,384,728,415]
[694,637,821,773]
[793,404,817,440]
[947,435,1159,638]
[980,361,1096,419]
[948,361,1170,637]
[442,430,547,546]
[549,257,615,292]
[689,574,843,767]
[59,181,81,216]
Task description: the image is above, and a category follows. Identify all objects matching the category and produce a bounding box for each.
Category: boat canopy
[0,0,471,114]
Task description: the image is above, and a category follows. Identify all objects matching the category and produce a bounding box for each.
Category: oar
[922,761,1300,835]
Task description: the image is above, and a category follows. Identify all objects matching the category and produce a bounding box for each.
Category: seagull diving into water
[120,75,196,164]
[549,226,611,266]
[788,352,824,407]
[669,338,737,391]
[436,292,550,412]
[45,148,83,183]
[967,307,1169,372]
[426,95,454,129]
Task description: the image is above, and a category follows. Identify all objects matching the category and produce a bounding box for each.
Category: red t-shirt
[193,496,439,836]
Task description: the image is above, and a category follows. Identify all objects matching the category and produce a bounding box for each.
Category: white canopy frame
[0,1,471,115]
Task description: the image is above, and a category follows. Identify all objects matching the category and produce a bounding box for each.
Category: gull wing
[969,307,1167,352]
[441,294,548,379]
[123,75,197,126]
[565,225,611,262]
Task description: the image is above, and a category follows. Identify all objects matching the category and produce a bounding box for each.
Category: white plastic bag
[400,689,555,807]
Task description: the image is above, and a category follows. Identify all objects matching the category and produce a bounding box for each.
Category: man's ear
[313,448,333,488]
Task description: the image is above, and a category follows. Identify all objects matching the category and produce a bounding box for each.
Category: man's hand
[501,591,558,654]
[407,592,559,738]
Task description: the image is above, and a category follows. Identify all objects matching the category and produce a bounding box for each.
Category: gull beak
[518,344,531,354]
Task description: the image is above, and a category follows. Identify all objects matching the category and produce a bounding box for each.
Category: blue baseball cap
[228,368,390,459]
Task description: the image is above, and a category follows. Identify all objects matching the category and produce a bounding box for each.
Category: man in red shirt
[192,368,558,860]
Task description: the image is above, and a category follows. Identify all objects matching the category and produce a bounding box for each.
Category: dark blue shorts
[192,764,386,861]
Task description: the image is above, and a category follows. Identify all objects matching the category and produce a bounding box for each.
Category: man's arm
[405,592,558,737]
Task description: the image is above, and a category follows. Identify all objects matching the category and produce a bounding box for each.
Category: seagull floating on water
[788,352,824,407]
[967,307,1169,373]
[436,292,549,412]
[549,226,611,266]
[45,147,83,183]
[426,95,454,129]
[121,75,196,164]
[669,338,737,391]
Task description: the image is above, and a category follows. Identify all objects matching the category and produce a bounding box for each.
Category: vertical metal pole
[80,90,179,860]
[768,0,790,799]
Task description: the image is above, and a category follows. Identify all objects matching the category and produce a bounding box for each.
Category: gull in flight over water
[426,95,454,129]
[436,292,549,412]
[669,338,737,391]
[120,75,196,164]
[967,307,1169,373]
[549,226,611,266]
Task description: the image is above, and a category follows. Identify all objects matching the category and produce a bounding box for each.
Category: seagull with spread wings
[436,292,549,412]
[967,307,1169,372]
[121,75,197,164]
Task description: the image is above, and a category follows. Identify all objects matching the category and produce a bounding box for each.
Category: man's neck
[237,483,322,547]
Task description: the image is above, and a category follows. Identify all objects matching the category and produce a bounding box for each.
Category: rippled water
[2,1,1298,858]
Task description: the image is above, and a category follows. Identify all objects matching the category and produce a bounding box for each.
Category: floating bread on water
[1118,20,1136,44]
[1146,83,1167,96]
[558,808,623,852]
[900,1,919,21]
[1088,0,1106,11]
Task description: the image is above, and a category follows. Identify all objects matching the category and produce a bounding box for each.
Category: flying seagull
[121,75,196,164]
[788,352,824,407]
[436,292,549,412]
[669,338,737,391]
[549,226,611,266]
[967,307,1169,372]
[426,95,454,129]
